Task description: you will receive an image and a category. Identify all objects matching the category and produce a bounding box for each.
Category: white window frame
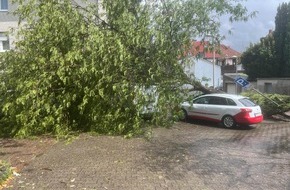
[0,32,10,52]
[0,0,8,11]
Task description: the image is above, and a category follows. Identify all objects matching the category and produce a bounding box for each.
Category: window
[264,83,273,93]
[208,97,228,105]
[239,98,256,107]
[226,98,237,106]
[0,32,10,52]
[194,97,210,104]
[0,0,8,11]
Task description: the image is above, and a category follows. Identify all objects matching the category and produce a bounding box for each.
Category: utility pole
[213,46,215,88]
[206,34,216,88]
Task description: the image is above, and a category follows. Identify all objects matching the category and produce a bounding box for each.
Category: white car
[181,93,263,128]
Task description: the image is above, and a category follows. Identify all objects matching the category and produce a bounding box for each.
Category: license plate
[255,113,262,116]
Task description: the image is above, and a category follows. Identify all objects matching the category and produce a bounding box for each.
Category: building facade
[187,41,242,92]
[256,78,290,95]
[183,58,222,88]
[0,0,18,52]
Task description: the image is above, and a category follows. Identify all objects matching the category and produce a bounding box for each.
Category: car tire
[180,109,188,122]
[222,115,236,128]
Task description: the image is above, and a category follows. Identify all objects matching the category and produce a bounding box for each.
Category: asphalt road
[5,120,290,190]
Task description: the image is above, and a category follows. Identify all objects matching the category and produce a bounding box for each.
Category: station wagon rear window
[239,98,256,107]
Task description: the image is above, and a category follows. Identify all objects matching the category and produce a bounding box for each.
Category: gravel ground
[1,120,288,190]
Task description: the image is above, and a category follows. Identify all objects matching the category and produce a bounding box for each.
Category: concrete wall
[257,78,290,95]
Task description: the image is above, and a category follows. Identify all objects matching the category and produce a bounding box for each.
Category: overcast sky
[220,0,288,52]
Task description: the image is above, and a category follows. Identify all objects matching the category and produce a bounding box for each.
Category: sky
[220,0,288,52]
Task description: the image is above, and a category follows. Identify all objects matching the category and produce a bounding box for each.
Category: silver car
[181,93,263,128]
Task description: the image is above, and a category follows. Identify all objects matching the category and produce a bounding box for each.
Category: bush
[0,161,13,186]
[242,91,290,116]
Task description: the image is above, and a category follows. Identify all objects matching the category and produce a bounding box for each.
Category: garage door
[226,83,236,94]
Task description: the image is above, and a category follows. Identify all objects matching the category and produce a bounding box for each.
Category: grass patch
[0,160,13,186]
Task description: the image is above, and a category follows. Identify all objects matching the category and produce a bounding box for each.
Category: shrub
[0,161,13,186]
[242,91,290,116]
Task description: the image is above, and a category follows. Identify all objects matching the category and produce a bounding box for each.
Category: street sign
[235,77,250,88]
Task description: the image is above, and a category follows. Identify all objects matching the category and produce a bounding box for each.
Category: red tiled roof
[190,41,241,59]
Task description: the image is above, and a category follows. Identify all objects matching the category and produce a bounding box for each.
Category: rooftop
[189,41,241,59]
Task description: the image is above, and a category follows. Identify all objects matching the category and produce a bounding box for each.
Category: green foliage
[241,34,276,80]
[0,0,253,138]
[242,2,290,80]
[274,2,290,77]
[0,161,13,186]
[242,91,290,116]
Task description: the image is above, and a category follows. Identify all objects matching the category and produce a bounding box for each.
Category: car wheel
[222,115,236,128]
[180,109,188,122]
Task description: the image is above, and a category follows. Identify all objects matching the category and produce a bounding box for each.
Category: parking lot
[3,120,290,190]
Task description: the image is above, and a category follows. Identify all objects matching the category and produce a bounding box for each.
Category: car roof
[198,93,246,99]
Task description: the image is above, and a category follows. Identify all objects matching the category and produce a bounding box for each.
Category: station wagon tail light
[240,108,252,113]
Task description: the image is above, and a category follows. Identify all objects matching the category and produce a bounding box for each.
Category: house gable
[189,41,241,66]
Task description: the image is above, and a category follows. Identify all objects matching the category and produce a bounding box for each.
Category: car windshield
[239,98,256,107]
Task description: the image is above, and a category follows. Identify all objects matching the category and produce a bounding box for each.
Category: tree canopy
[0,0,253,137]
[242,33,276,81]
[274,2,290,77]
[242,2,290,80]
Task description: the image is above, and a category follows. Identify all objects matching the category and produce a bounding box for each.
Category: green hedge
[242,91,290,116]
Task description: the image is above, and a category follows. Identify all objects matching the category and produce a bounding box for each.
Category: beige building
[0,0,18,52]
[256,78,290,95]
